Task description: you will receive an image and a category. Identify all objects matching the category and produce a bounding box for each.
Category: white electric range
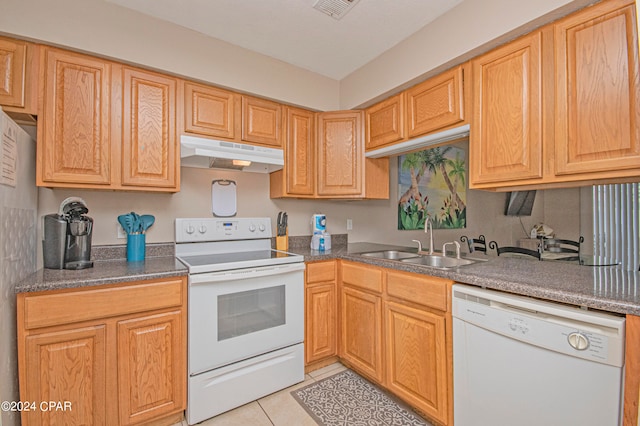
[175,217,305,425]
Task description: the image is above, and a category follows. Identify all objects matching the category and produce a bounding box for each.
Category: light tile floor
[174,362,347,426]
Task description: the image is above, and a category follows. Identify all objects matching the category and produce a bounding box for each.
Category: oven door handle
[189,262,305,284]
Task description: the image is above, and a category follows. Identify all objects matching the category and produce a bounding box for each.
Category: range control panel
[175,217,272,243]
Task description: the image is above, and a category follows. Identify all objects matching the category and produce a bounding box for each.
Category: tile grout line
[257,399,276,425]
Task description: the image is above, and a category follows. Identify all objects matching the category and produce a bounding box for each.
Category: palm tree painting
[398,146,467,230]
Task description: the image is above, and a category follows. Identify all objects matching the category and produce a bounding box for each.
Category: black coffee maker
[43,197,94,270]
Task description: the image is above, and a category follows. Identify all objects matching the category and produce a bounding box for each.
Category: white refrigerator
[0,108,37,426]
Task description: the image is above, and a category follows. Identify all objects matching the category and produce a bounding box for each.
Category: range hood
[180,135,284,173]
[365,124,470,158]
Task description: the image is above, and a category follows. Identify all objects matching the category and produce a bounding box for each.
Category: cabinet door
[241,95,282,147]
[317,111,364,197]
[122,67,177,189]
[470,31,543,185]
[555,0,640,176]
[305,283,337,364]
[406,66,464,138]
[286,107,315,195]
[24,325,107,425]
[39,48,112,185]
[117,310,185,425]
[365,93,405,150]
[340,286,383,382]
[184,81,236,139]
[385,301,448,424]
[0,37,26,107]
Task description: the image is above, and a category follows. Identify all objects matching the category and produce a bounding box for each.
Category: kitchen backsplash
[36,155,587,265]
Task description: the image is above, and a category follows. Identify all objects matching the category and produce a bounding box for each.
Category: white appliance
[0,108,37,426]
[180,134,284,173]
[175,217,305,425]
[452,284,625,426]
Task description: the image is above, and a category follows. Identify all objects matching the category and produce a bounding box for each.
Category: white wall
[0,0,340,111]
[340,0,596,108]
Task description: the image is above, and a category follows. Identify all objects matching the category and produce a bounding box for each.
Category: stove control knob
[568,332,590,351]
[258,223,266,232]
[198,225,207,234]
[185,225,195,234]
[249,224,256,232]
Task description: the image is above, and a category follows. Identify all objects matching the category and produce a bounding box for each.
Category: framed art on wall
[398,145,467,230]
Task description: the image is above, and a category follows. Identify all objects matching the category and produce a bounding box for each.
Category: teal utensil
[140,215,155,233]
[118,214,134,234]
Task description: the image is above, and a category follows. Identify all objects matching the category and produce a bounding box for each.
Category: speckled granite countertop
[16,243,188,293]
[290,242,640,316]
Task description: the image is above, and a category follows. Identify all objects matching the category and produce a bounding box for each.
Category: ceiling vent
[313,0,360,20]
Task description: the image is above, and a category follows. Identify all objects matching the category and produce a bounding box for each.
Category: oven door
[189,262,304,375]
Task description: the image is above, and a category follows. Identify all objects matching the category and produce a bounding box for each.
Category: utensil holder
[276,232,288,252]
[127,233,146,262]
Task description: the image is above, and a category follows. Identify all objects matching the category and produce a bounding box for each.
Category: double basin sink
[358,250,477,270]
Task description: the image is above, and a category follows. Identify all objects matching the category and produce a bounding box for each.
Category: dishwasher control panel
[452,284,625,367]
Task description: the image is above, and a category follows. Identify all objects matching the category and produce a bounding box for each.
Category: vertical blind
[592,183,639,271]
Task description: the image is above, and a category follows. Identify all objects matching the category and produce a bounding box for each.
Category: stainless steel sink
[400,254,476,269]
[360,250,420,260]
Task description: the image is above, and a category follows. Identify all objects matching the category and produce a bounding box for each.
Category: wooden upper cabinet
[470,31,543,186]
[241,95,282,147]
[365,93,405,150]
[121,67,177,189]
[285,107,315,195]
[184,81,236,139]
[317,111,364,197]
[38,48,112,185]
[554,0,640,176]
[407,66,464,138]
[0,37,26,108]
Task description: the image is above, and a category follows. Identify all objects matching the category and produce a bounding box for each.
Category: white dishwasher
[452,284,625,426]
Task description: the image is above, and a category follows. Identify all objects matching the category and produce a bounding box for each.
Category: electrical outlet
[117,223,127,239]
[346,219,353,230]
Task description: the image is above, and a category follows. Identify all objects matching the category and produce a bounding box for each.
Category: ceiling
[104,0,463,80]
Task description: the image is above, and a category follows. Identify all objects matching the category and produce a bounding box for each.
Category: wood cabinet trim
[470,30,544,185]
[386,270,450,312]
[121,66,177,189]
[554,0,640,175]
[22,278,184,329]
[406,66,465,138]
[0,37,26,107]
[241,95,282,147]
[365,93,406,150]
[184,81,236,139]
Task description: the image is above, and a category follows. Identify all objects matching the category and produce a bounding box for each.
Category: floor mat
[291,369,432,426]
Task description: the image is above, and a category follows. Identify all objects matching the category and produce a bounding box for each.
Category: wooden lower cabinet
[340,286,384,383]
[17,277,187,426]
[385,301,448,424]
[305,260,338,366]
[623,314,640,426]
[335,261,452,426]
[117,311,184,425]
[24,325,107,425]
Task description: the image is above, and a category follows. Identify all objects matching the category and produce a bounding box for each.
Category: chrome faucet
[442,241,461,259]
[412,217,434,255]
[424,217,434,255]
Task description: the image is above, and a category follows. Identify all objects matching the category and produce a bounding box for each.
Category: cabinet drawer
[386,270,449,311]
[307,261,336,284]
[341,262,383,294]
[22,278,184,329]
